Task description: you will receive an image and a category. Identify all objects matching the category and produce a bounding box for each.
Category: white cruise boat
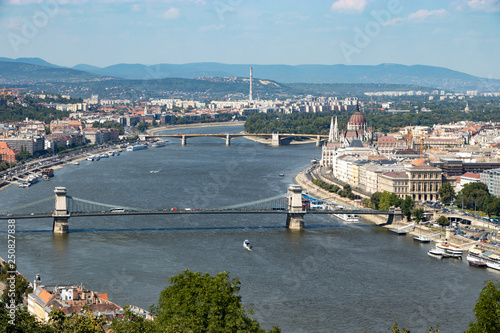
[428,248,448,259]
[127,144,148,151]
[413,235,431,243]
[481,251,500,270]
[467,248,487,268]
[151,141,166,148]
[331,213,360,223]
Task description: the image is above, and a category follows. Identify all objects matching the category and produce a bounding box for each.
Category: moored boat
[428,248,447,259]
[467,248,487,267]
[481,251,500,270]
[151,141,166,148]
[331,213,360,223]
[437,242,463,255]
[413,235,431,243]
[127,144,148,151]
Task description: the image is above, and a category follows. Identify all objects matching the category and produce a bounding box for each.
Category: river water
[1,125,498,332]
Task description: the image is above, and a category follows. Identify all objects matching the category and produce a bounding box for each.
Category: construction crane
[1,87,26,99]
[392,125,413,150]
[413,134,430,157]
[0,87,26,106]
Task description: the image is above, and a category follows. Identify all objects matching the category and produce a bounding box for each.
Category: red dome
[348,112,366,126]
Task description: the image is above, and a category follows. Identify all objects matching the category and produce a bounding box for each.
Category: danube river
[1,125,499,332]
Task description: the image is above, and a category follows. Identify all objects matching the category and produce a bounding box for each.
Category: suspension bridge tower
[53,187,70,234]
[286,184,305,230]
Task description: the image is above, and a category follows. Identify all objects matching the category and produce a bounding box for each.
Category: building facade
[481,168,500,197]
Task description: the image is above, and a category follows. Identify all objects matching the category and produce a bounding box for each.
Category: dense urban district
[2,76,500,332]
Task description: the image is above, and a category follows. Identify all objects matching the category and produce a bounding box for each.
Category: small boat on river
[243,240,252,251]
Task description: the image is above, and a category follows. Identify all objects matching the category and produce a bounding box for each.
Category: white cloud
[467,0,500,11]
[160,7,180,19]
[331,0,367,12]
[408,9,446,21]
[388,9,447,25]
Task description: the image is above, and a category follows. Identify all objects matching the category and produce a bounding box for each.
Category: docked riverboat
[428,248,447,259]
[127,144,148,151]
[436,241,463,259]
[151,141,166,148]
[481,251,500,270]
[331,213,360,223]
[467,248,487,268]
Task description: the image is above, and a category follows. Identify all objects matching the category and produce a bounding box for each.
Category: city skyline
[0,0,499,79]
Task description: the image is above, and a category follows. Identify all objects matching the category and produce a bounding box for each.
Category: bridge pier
[226,134,231,146]
[316,135,322,147]
[287,184,305,230]
[386,207,404,224]
[52,187,70,234]
[181,135,186,146]
[271,133,281,146]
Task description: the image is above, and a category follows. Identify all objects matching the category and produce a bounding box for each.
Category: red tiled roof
[462,173,481,179]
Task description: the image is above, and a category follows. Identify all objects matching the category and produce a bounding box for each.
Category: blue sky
[0,0,499,79]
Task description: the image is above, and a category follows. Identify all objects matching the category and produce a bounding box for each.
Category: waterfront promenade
[294,165,495,251]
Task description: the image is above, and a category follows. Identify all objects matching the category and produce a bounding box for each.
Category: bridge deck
[0,209,389,220]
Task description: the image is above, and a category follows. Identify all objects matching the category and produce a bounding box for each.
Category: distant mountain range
[0,57,499,92]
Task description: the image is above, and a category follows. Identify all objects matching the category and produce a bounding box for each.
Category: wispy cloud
[160,7,180,19]
[331,0,367,12]
[389,9,447,25]
[467,0,500,12]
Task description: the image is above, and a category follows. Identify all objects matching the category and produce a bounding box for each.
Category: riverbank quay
[295,167,390,225]
[293,166,500,255]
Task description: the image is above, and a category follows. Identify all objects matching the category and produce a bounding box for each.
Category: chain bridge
[0,186,402,233]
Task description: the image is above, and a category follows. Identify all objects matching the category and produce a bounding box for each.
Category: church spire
[328,116,334,142]
[329,116,339,142]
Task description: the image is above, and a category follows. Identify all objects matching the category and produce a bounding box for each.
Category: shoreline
[294,166,483,250]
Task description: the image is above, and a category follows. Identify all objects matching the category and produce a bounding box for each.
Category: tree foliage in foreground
[467,280,500,333]
[152,270,280,333]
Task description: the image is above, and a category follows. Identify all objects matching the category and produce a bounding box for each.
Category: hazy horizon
[1,0,499,79]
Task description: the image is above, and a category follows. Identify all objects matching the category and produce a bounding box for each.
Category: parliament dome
[348,112,366,127]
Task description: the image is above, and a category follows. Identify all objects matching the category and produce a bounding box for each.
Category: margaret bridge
[140,133,328,146]
[0,185,403,233]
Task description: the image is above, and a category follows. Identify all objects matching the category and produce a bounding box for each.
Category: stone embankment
[294,166,490,250]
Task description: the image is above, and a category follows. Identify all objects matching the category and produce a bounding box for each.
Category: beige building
[28,275,122,323]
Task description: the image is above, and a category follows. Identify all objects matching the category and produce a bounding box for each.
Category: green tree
[379,192,401,211]
[400,196,415,221]
[467,280,500,333]
[108,306,156,333]
[412,208,425,223]
[436,215,450,227]
[438,183,455,205]
[153,270,280,333]
[137,122,149,133]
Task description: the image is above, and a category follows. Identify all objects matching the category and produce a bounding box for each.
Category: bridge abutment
[287,184,305,230]
[53,187,70,234]
[387,207,404,225]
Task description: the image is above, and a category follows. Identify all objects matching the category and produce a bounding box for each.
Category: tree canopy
[467,280,500,333]
[153,270,280,333]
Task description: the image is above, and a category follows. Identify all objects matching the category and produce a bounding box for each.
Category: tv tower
[249,67,253,102]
